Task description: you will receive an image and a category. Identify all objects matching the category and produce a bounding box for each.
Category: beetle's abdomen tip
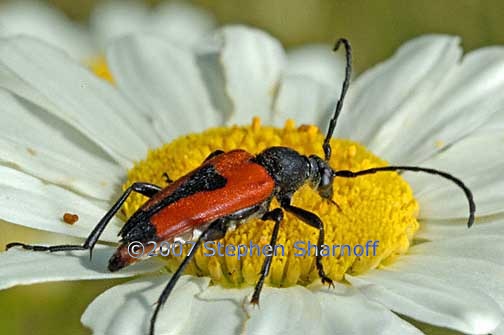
[108,252,126,272]
[108,244,135,272]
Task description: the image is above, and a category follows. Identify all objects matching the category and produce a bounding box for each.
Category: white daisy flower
[0,25,503,335]
[0,0,216,61]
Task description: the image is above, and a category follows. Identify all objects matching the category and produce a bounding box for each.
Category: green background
[1,0,501,334]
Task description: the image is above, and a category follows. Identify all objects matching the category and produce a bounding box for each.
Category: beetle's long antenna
[323,38,352,162]
[333,166,475,228]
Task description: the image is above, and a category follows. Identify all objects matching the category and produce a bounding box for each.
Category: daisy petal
[0,166,120,241]
[391,253,504,325]
[495,323,504,335]
[347,270,502,334]
[272,75,334,127]
[313,284,423,335]
[82,275,210,335]
[404,130,504,219]
[90,0,149,50]
[286,44,345,89]
[182,285,246,334]
[0,246,163,290]
[243,286,322,335]
[0,0,96,60]
[0,36,160,167]
[0,89,122,200]
[410,235,504,266]
[107,34,220,142]
[212,26,286,124]
[149,2,216,47]
[417,215,504,241]
[384,47,504,164]
[338,35,462,156]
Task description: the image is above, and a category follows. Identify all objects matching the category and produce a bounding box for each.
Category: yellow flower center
[86,56,114,83]
[122,118,419,287]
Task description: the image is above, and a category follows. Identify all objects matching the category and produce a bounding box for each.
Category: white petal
[382,47,504,164]
[107,34,221,142]
[272,75,334,127]
[91,1,215,50]
[0,0,96,60]
[0,89,123,200]
[0,246,163,290]
[404,130,504,219]
[0,166,120,241]
[183,285,247,334]
[347,269,502,334]
[417,215,504,241]
[90,0,149,50]
[0,36,161,167]
[312,283,423,335]
[149,2,216,47]
[495,322,504,335]
[481,104,504,131]
[338,35,462,161]
[390,253,504,326]
[286,43,345,89]
[410,235,504,266]
[205,26,286,124]
[243,286,322,335]
[82,275,211,335]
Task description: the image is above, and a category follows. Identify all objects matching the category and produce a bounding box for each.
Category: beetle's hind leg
[6,182,162,258]
[250,208,284,305]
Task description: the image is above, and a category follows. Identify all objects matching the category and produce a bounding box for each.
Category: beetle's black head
[255,147,335,202]
[307,155,334,200]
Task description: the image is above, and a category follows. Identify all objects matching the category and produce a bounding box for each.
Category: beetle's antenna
[323,38,352,162]
[333,166,475,228]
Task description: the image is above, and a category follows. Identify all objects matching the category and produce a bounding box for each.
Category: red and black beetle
[7,39,475,335]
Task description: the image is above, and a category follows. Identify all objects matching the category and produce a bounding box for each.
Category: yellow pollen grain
[122,119,419,288]
[86,56,114,83]
[435,139,445,149]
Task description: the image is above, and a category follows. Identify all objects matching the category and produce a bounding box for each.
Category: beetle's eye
[321,167,333,187]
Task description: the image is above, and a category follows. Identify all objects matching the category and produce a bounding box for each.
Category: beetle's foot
[250,296,261,308]
[321,275,335,288]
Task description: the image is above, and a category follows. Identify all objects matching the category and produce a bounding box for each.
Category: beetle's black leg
[281,201,334,287]
[6,182,162,259]
[161,172,173,184]
[204,149,224,162]
[250,208,283,305]
[150,218,226,335]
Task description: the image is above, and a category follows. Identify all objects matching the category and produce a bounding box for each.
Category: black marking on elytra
[120,165,227,243]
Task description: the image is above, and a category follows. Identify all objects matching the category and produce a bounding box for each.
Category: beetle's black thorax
[254,147,311,199]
